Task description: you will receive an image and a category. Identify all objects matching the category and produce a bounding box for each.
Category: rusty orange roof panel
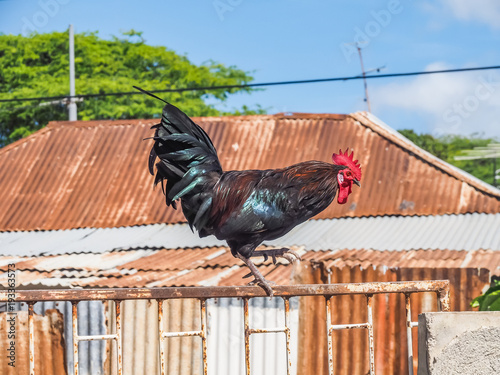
[1,112,499,231]
[302,248,492,271]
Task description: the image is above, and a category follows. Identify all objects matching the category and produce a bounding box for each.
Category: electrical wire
[1,64,500,104]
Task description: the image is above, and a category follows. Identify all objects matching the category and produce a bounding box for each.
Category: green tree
[471,279,500,311]
[0,30,262,147]
[399,129,498,186]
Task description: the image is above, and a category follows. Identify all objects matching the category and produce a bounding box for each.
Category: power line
[1,64,500,104]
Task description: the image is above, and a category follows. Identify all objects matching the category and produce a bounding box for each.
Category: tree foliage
[0,30,262,146]
[398,129,498,186]
[471,279,500,311]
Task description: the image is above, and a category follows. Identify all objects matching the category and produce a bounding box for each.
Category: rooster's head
[332,149,362,204]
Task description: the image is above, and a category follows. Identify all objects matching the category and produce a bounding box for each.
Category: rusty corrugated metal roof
[301,248,493,270]
[2,247,499,289]
[1,112,499,231]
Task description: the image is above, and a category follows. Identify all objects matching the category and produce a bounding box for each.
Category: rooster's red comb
[332,148,362,180]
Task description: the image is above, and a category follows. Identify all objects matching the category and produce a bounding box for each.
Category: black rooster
[136,87,362,296]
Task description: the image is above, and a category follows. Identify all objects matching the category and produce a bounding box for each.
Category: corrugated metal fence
[2,296,299,375]
[295,264,490,375]
[0,265,489,375]
[105,298,202,375]
[0,307,67,375]
[104,297,299,375]
[2,301,107,375]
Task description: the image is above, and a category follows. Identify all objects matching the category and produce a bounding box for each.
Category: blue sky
[1,0,500,137]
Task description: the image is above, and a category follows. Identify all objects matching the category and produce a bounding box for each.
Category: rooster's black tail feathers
[133,86,169,104]
[136,87,222,230]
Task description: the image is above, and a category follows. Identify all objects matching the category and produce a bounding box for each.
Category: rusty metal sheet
[302,249,500,275]
[80,263,294,289]
[1,113,499,232]
[0,309,67,375]
[295,265,489,375]
[116,247,233,271]
[0,264,294,289]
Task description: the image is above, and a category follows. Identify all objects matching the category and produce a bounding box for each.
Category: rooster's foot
[236,253,275,297]
[246,277,276,296]
[252,248,302,265]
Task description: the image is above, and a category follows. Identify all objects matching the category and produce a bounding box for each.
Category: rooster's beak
[353,179,361,187]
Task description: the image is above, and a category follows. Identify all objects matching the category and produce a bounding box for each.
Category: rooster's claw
[247,278,276,297]
[252,248,302,265]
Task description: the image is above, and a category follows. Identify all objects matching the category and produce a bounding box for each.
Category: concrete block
[418,312,500,375]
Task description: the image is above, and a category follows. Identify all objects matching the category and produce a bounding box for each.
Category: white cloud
[372,62,500,137]
[440,0,500,29]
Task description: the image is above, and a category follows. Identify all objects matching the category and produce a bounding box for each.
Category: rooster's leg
[251,248,302,265]
[235,253,275,297]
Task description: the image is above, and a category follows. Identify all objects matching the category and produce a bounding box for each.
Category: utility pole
[356,44,371,113]
[68,24,77,121]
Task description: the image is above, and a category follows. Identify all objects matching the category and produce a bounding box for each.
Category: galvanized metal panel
[206,297,299,375]
[1,213,499,257]
[269,213,500,251]
[0,224,224,256]
[101,297,298,375]
[1,113,499,232]
[105,299,165,375]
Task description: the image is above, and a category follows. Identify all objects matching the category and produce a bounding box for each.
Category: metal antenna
[356,44,371,113]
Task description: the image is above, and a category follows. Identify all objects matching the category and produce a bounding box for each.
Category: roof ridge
[0,125,54,156]
[350,111,500,198]
[42,112,348,128]
[0,111,345,174]
[46,118,159,128]
[0,118,159,156]
[271,112,348,120]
